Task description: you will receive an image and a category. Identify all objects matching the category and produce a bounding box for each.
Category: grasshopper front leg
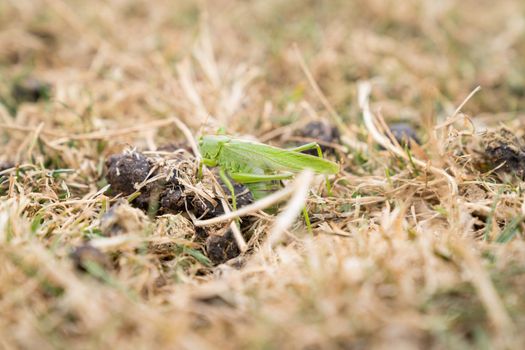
[201,158,218,167]
[198,158,218,179]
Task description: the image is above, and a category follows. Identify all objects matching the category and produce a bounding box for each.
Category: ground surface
[1,0,525,349]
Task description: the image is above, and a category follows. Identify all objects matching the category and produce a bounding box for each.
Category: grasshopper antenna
[196,113,210,139]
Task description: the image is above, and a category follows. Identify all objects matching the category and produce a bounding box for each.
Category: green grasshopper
[198,135,339,227]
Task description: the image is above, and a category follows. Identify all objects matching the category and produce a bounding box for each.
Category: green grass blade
[496,216,523,243]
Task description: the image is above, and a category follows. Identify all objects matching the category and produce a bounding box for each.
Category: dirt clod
[105,150,254,264]
[106,151,152,196]
[70,244,109,272]
[388,122,420,147]
[205,229,240,265]
[12,77,51,103]
[294,121,340,154]
[105,151,165,210]
[191,176,253,219]
[482,128,525,179]
[191,196,224,219]
[159,188,186,213]
[216,175,254,211]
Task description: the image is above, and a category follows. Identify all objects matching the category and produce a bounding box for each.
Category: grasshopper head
[198,135,229,159]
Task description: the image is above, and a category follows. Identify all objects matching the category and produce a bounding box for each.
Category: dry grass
[1,0,525,349]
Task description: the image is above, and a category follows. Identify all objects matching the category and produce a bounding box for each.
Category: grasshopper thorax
[198,135,230,159]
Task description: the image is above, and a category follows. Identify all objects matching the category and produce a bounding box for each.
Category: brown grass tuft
[1,0,525,348]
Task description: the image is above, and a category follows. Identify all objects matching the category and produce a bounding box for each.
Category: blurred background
[1,0,524,137]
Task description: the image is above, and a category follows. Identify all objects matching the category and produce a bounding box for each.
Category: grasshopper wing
[223,140,339,175]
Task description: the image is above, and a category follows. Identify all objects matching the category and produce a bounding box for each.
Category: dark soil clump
[205,229,240,265]
[70,244,109,272]
[482,128,525,179]
[105,148,255,264]
[105,151,166,211]
[160,188,186,213]
[294,121,340,155]
[225,181,254,209]
[106,151,152,196]
[12,77,51,103]
[388,122,420,147]
[192,178,254,220]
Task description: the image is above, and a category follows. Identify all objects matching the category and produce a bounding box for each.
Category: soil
[105,149,254,265]
[105,151,157,210]
[388,122,420,147]
[293,121,340,155]
[70,244,109,272]
[11,77,51,103]
[482,127,525,179]
[205,229,241,265]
